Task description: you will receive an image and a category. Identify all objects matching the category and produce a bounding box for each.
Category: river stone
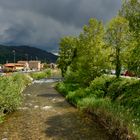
[2,138,8,140]
[34,105,39,109]
[41,106,52,111]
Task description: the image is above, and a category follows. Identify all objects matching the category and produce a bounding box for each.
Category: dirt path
[0,81,109,140]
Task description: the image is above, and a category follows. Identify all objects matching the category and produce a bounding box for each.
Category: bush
[56,82,80,96]
[44,69,51,76]
[30,69,51,80]
[56,75,140,139]
[107,78,138,100]
[0,74,31,118]
[89,75,115,98]
[115,80,140,114]
[78,97,139,139]
[65,68,81,84]
[66,88,90,105]
[56,82,68,96]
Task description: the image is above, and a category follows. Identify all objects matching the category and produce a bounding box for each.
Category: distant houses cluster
[0,60,57,73]
[2,61,43,72]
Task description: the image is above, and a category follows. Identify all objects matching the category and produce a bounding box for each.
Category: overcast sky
[0,0,122,53]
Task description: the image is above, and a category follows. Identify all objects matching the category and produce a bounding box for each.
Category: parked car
[124,70,135,77]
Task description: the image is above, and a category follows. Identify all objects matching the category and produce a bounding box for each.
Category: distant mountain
[0,45,58,64]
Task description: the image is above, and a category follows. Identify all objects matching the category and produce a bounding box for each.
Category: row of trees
[57,0,140,85]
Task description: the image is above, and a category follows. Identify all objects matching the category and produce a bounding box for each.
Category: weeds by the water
[78,97,139,139]
[0,74,31,122]
[30,69,51,80]
[0,115,5,123]
[56,76,140,139]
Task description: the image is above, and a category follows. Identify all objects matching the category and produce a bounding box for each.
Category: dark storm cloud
[0,0,122,52]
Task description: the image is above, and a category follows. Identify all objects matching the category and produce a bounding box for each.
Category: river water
[0,79,110,140]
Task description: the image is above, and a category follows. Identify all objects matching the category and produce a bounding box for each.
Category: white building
[28,61,41,70]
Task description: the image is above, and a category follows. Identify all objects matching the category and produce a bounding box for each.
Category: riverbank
[56,75,140,140]
[0,69,53,123]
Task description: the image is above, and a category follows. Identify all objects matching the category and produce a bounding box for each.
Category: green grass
[78,97,139,139]
[0,73,32,122]
[56,82,80,96]
[30,69,51,80]
[56,76,140,139]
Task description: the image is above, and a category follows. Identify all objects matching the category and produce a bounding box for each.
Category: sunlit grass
[56,76,140,139]
[0,73,32,123]
[30,69,51,80]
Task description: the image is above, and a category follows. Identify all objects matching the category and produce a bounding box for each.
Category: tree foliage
[57,37,76,77]
[58,19,110,85]
[120,0,140,76]
[57,0,140,82]
[120,0,140,39]
[105,16,131,78]
[72,19,109,84]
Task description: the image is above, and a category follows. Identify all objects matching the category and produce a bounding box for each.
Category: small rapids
[33,78,63,84]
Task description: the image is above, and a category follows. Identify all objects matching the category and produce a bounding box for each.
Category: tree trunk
[116,48,121,78]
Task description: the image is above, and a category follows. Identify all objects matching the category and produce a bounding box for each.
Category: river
[0,79,110,140]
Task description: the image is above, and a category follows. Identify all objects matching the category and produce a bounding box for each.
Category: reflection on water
[0,79,110,140]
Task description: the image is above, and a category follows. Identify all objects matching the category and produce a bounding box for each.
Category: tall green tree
[57,36,76,77]
[70,18,109,84]
[120,0,140,39]
[105,16,131,78]
[120,0,140,76]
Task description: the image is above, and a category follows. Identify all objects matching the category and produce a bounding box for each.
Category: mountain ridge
[0,45,58,64]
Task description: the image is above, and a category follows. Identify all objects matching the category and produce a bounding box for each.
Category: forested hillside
[0,45,58,64]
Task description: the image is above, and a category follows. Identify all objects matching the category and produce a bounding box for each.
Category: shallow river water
[0,79,110,140]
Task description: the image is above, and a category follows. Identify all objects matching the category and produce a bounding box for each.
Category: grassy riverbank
[0,68,54,123]
[0,74,32,122]
[30,69,51,80]
[56,76,140,139]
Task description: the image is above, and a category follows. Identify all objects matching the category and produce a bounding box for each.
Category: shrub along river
[0,78,110,140]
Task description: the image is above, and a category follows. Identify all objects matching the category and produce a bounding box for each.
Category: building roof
[29,61,41,63]
[18,61,28,63]
[15,63,24,67]
[4,63,24,67]
[4,63,15,67]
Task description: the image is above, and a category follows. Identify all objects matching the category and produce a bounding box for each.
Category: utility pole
[12,50,16,63]
[25,53,28,61]
[36,56,38,60]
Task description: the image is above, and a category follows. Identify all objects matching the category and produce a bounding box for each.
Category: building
[40,63,44,70]
[17,61,29,70]
[15,63,25,70]
[4,63,15,71]
[4,63,24,71]
[3,60,42,72]
[28,61,41,70]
